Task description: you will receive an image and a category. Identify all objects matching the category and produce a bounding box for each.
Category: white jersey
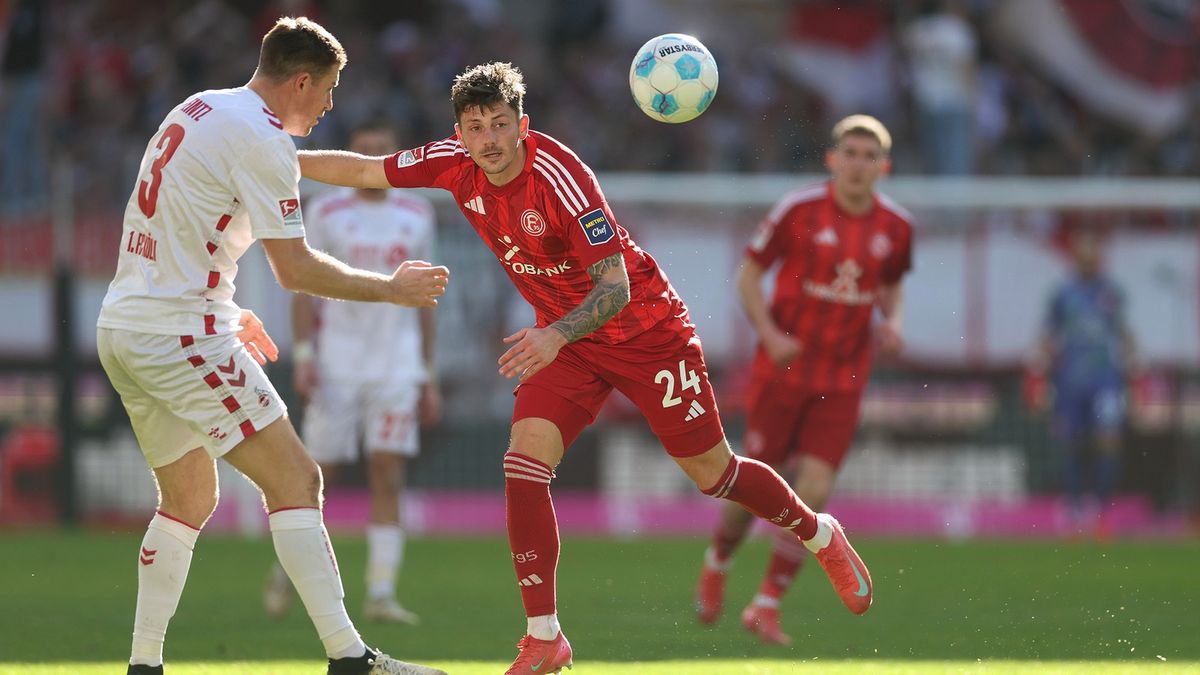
[307,187,435,383]
[98,87,305,336]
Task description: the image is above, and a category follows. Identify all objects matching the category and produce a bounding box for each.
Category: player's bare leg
[227,417,445,675]
[676,439,872,615]
[128,448,217,674]
[503,417,573,675]
[363,452,419,624]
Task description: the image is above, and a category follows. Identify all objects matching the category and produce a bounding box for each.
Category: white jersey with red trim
[98,87,305,337]
[305,187,435,383]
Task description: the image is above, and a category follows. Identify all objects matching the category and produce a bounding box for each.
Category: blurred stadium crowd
[4,0,1200,218]
[0,0,1197,532]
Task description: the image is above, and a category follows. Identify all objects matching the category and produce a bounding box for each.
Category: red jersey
[384,130,689,345]
[747,182,913,391]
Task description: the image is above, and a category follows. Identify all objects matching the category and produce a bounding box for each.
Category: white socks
[365,523,405,600]
[129,512,200,667]
[269,508,365,659]
[703,545,732,572]
[752,593,781,609]
[802,513,835,554]
[528,613,561,641]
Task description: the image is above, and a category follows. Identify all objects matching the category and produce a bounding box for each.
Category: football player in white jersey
[263,122,441,625]
[96,17,447,675]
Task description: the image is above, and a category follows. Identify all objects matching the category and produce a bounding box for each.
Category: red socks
[504,452,560,617]
[759,528,809,599]
[702,455,818,541]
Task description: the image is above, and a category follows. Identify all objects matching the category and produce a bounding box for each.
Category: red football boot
[505,632,573,675]
[812,513,873,615]
[740,604,791,645]
[695,565,727,625]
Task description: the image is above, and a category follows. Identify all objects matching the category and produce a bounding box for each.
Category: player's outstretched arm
[298,150,391,189]
[261,236,448,307]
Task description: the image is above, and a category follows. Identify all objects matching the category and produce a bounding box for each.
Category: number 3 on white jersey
[655,359,702,408]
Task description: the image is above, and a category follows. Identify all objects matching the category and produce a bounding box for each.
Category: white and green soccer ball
[629,33,718,124]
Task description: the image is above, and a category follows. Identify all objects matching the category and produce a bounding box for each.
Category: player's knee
[159,488,218,529]
[299,459,323,503]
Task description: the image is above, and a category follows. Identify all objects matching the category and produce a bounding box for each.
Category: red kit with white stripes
[384,131,689,345]
[746,181,913,392]
[385,130,725,457]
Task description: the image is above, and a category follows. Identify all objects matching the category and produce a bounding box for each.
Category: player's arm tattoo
[550,253,631,343]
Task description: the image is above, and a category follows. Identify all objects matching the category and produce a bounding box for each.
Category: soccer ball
[629,34,718,124]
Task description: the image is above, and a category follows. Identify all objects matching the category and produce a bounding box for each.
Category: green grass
[0,532,1197,673]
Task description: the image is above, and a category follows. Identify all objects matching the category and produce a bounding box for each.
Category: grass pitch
[0,531,1196,673]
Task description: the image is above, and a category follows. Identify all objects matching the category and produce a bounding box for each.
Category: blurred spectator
[903,0,976,174]
[0,0,48,215]
[3,0,1199,221]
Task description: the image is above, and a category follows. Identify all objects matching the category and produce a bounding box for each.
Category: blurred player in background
[263,121,441,625]
[1028,227,1135,539]
[695,115,913,645]
[299,62,875,674]
[95,17,447,675]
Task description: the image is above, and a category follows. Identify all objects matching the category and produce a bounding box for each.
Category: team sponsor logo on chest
[496,235,572,277]
[803,258,876,305]
[521,209,547,237]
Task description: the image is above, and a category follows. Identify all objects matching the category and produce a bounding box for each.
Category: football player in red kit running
[299,63,874,673]
[696,115,912,645]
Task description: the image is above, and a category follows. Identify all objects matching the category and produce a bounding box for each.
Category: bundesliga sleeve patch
[278,198,302,227]
[578,208,615,246]
[395,147,424,168]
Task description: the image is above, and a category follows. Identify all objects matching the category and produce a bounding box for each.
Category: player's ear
[454,123,462,142]
[518,114,530,141]
[293,71,311,94]
[824,148,836,172]
[879,156,892,176]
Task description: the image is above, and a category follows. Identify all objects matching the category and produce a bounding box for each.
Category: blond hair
[831,114,892,154]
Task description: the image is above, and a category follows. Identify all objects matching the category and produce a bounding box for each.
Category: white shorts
[303,379,421,463]
[97,327,287,468]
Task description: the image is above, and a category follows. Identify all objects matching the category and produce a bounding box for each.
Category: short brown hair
[831,114,892,154]
[450,62,526,120]
[257,17,346,82]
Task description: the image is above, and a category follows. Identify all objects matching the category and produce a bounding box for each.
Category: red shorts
[513,322,725,457]
[742,373,863,470]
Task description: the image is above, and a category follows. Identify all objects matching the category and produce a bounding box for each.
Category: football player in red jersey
[696,115,913,645]
[299,63,873,673]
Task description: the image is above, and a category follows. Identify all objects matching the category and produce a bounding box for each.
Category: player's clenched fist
[390,260,449,307]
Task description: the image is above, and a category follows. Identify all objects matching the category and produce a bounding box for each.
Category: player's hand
[419,380,442,427]
[237,309,279,365]
[293,358,318,405]
[498,327,567,381]
[763,328,801,367]
[390,260,449,307]
[877,321,903,356]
